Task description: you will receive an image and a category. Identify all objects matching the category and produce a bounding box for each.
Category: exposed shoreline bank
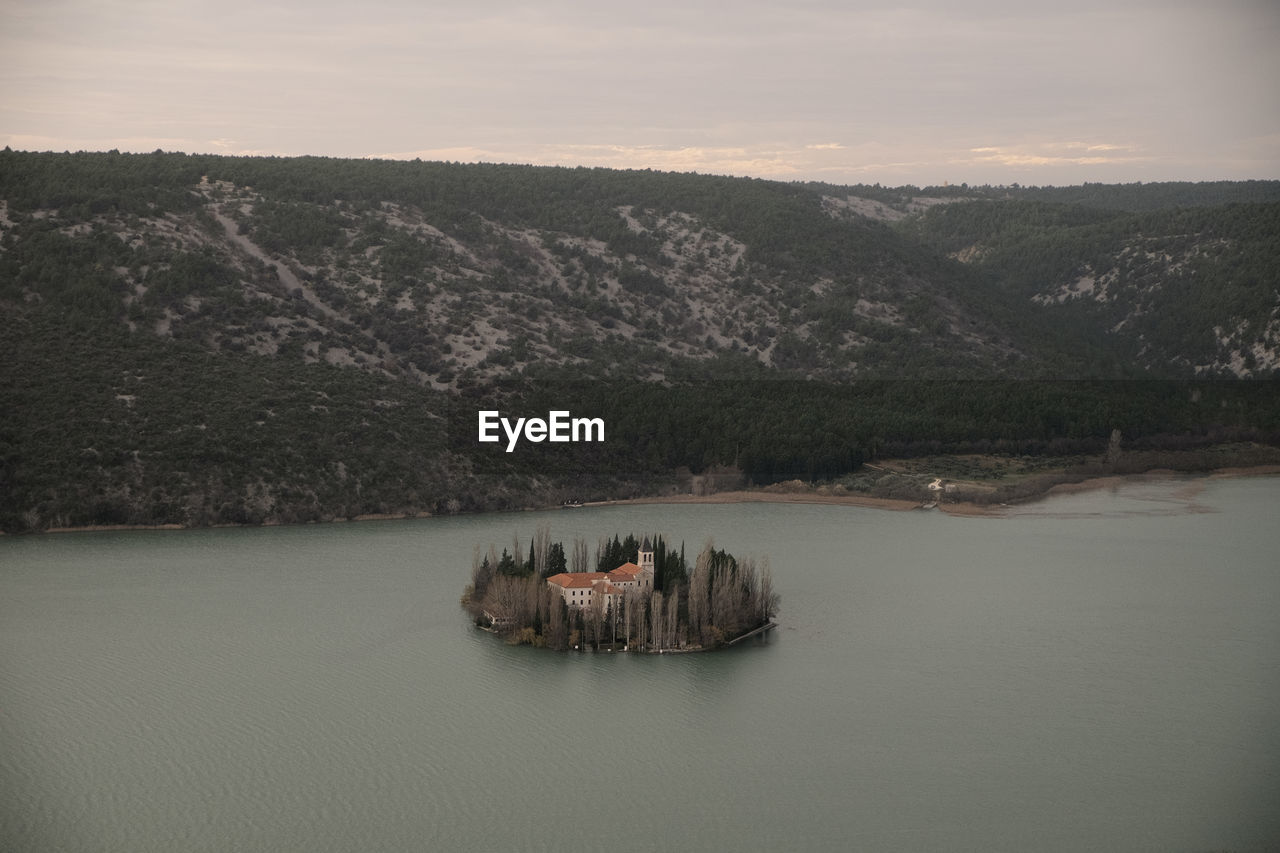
[591,464,1280,517]
[20,463,1280,536]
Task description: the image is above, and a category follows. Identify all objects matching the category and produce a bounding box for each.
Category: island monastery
[546,537,655,610]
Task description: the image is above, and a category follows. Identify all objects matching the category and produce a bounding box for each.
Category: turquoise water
[3,475,1278,851]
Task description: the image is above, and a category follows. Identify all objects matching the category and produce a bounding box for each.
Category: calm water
[2,476,1279,852]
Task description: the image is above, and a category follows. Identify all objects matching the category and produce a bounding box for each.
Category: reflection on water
[2,476,1279,852]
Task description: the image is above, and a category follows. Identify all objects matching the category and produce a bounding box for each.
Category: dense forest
[2,149,1278,531]
[461,529,778,652]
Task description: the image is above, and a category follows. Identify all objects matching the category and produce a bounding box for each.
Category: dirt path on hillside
[208,206,341,321]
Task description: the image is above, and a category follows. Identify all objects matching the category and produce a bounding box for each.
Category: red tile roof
[549,564,650,590]
[546,572,607,588]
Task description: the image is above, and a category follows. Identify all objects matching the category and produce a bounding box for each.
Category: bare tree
[544,589,568,650]
[608,600,618,648]
[758,557,780,623]
[710,560,741,642]
[632,591,648,650]
[687,544,712,646]
[650,590,665,651]
[665,585,681,649]
[571,537,589,574]
[529,575,547,629]
[622,592,631,647]
[623,590,638,648]
[484,574,523,631]
[532,523,551,577]
[567,606,581,650]
[738,556,759,630]
[584,594,605,649]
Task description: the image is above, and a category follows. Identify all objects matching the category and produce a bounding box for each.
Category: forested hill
[2,149,1278,531]
[4,150,1278,382]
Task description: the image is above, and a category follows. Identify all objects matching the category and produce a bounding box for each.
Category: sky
[2,0,1278,187]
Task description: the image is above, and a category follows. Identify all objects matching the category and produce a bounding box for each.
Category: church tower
[638,536,655,589]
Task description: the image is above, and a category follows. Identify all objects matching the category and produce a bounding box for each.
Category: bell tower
[638,535,655,587]
[638,536,654,570]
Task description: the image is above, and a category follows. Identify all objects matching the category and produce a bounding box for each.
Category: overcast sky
[3,0,1277,186]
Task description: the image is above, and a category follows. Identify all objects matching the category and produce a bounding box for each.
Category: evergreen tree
[545,542,567,577]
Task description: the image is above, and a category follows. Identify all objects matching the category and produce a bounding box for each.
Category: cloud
[964,142,1147,169]
[372,138,1156,184]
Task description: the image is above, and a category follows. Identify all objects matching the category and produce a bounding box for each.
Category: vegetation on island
[460,528,779,652]
[2,148,1279,532]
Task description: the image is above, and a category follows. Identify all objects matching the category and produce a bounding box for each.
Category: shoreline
[36,513,426,535]
[588,464,1280,517]
[19,464,1280,536]
[584,490,927,512]
[586,488,1002,517]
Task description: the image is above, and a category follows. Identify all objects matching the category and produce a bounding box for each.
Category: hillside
[898,198,1280,376]
[2,150,1279,531]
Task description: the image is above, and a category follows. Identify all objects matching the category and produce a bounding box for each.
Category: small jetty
[726,622,778,646]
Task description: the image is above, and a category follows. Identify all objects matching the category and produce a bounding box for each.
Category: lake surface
[3,475,1279,852]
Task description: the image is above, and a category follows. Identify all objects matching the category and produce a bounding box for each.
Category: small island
[462,528,779,652]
